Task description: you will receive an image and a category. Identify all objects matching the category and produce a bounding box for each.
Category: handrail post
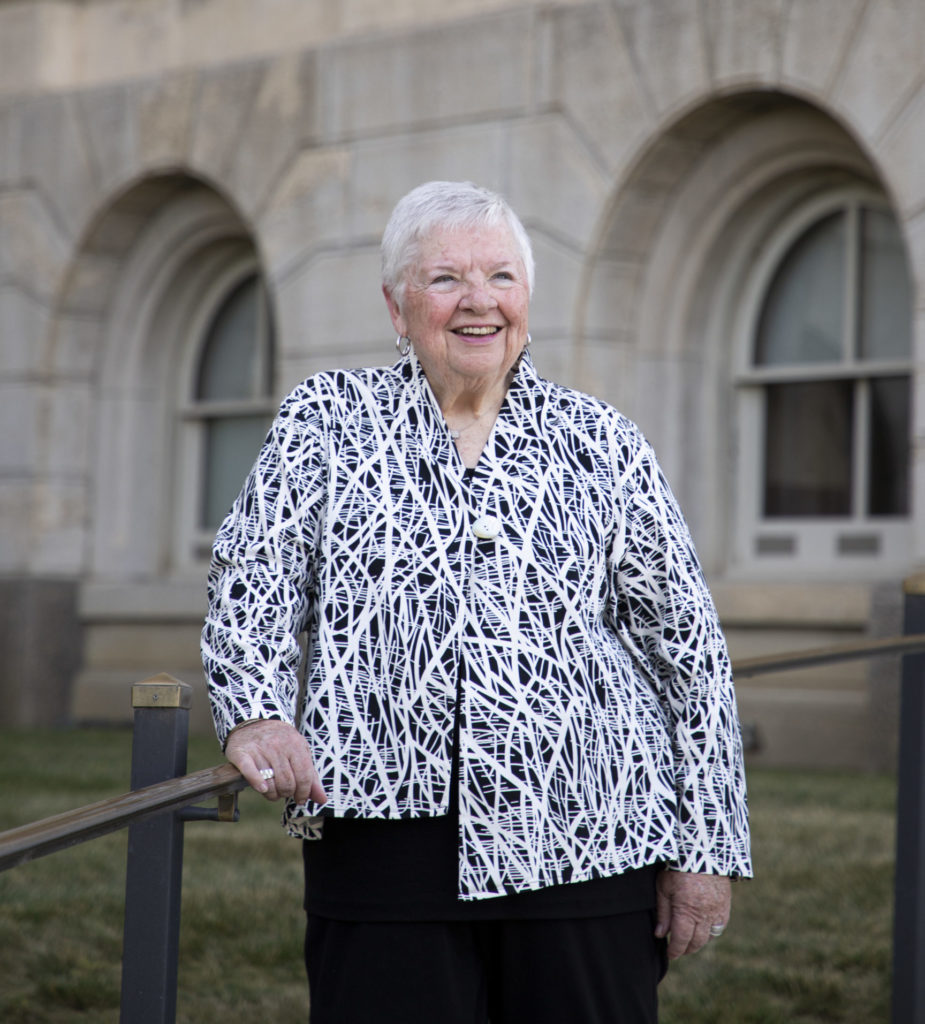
[119,674,193,1024]
[893,576,925,1023]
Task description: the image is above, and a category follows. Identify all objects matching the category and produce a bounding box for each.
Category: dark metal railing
[0,762,244,872]
[892,581,925,1024]
[1,595,925,1021]
[0,675,248,1024]
[118,677,247,1024]
[732,631,925,677]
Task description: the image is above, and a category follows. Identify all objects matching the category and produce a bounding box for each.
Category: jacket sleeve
[201,386,327,747]
[608,420,752,878]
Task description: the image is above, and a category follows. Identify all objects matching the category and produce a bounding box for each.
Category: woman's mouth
[454,326,501,337]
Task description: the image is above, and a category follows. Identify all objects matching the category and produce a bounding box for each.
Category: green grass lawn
[0,729,897,1023]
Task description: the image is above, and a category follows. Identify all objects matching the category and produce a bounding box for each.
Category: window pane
[200,415,271,529]
[196,276,262,401]
[764,380,853,516]
[755,212,846,366]
[868,376,910,516]
[858,208,912,361]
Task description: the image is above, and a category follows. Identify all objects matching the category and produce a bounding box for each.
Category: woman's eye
[432,274,455,284]
[493,271,514,281]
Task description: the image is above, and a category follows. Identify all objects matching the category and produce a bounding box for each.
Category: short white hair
[381,181,535,305]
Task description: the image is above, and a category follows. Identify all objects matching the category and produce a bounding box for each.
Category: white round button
[471,515,502,540]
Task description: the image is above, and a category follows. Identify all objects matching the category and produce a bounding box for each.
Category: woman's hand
[225,720,328,805]
[655,869,731,959]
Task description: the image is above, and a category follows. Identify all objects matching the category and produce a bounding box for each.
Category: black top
[303,812,658,921]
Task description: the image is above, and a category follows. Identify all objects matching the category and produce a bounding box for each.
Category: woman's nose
[459,279,497,311]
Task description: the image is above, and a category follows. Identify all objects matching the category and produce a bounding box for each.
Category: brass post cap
[131,673,193,709]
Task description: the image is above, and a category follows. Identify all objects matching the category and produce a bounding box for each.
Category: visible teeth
[457,326,498,335]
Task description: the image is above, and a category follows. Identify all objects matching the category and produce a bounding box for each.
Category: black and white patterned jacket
[202,352,752,899]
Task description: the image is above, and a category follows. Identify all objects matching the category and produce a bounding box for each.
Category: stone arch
[578,90,903,574]
[50,172,261,580]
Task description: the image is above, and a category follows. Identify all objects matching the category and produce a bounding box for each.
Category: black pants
[305,911,667,1024]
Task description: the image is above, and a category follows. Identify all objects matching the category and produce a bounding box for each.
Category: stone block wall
[0,0,923,766]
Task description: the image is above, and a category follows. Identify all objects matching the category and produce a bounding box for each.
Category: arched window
[737,192,912,569]
[179,264,276,562]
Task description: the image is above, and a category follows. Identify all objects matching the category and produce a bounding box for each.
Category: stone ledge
[738,687,869,771]
[711,580,873,629]
[79,580,207,621]
[70,669,215,735]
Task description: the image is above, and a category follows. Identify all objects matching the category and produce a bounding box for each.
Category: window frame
[733,187,912,574]
[174,254,276,566]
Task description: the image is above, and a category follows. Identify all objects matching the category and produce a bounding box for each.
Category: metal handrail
[0,762,247,872]
[3,631,924,874]
[732,632,925,677]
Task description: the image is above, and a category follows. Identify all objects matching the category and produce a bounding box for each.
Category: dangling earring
[395,335,412,356]
[526,333,532,347]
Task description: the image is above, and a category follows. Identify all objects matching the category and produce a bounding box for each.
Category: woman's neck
[426,358,517,416]
[438,385,505,421]
[428,376,509,469]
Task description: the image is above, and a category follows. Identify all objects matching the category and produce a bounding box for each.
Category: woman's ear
[382,285,404,335]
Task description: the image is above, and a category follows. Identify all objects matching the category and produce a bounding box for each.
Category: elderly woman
[202,180,751,1023]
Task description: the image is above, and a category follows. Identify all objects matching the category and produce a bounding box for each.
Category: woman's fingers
[655,870,731,959]
[225,739,275,794]
[225,720,327,804]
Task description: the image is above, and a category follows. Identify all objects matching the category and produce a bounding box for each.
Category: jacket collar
[394,347,548,472]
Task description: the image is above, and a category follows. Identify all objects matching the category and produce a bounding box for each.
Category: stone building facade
[1,0,922,770]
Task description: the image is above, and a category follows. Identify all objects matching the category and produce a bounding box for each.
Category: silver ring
[709,924,725,938]
[258,768,275,781]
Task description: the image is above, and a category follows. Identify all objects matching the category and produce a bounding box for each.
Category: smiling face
[383,222,530,400]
